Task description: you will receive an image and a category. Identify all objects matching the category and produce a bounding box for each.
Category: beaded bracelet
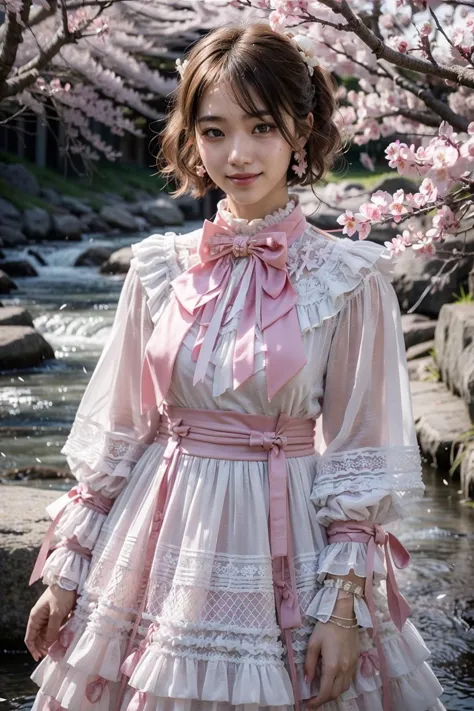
[323,577,364,599]
[326,618,359,629]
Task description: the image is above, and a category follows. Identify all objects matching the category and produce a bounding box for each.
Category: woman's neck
[224,186,291,222]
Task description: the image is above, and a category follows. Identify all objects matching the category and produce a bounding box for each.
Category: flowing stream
[0,230,473,709]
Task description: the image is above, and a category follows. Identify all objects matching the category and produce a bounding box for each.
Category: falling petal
[443,479,448,486]
[60,304,68,310]
[436,593,447,600]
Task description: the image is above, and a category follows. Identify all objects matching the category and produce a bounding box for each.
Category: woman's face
[194,80,311,219]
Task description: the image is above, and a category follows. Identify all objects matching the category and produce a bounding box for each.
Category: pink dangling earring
[292,147,307,178]
[196,164,207,177]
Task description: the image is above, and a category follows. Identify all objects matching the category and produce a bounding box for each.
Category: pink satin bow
[139,208,308,416]
[360,649,380,677]
[85,676,107,703]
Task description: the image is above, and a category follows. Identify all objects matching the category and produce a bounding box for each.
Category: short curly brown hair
[158,22,343,199]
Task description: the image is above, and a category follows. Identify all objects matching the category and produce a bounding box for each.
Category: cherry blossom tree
[0,0,240,161]
[225,0,474,268]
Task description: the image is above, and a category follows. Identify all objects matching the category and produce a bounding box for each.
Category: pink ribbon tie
[360,649,380,678]
[85,676,107,704]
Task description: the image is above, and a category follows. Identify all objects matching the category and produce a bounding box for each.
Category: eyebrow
[196,110,272,125]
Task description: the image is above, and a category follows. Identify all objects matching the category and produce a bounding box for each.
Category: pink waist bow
[327,520,412,711]
[139,207,308,415]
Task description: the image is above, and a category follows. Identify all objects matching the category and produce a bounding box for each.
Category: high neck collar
[215,193,300,236]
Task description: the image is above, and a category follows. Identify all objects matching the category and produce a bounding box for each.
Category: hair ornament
[286,33,319,76]
[175,57,189,77]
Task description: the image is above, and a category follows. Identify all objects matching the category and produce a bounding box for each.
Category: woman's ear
[298,112,314,150]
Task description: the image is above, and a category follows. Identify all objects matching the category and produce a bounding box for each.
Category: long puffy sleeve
[36,259,160,591]
[306,264,425,626]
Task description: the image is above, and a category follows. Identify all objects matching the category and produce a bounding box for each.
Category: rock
[23,207,52,240]
[1,465,70,481]
[137,196,185,226]
[51,213,83,241]
[75,246,114,267]
[100,205,140,232]
[392,235,474,318]
[0,163,39,196]
[454,598,474,628]
[0,260,38,277]
[0,270,17,293]
[0,306,34,327]
[0,197,22,223]
[401,313,437,349]
[100,246,133,275]
[99,192,126,205]
[0,326,55,369]
[0,486,59,646]
[60,196,93,216]
[411,379,472,474]
[435,303,474,420]
[407,355,438,382]
[406,339,435,361]
[0,224,28,246]
[174,195,201,221]
[40,187,61,205]
[79,213,113,234]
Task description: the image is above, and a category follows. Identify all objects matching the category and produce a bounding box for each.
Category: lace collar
[216,193,299,236]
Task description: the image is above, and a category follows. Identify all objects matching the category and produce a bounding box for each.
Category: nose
[228,131,253,167]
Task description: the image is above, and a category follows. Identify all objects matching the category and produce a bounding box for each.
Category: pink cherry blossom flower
[360,152,375,171]
[384,237,407,257]
[412,236,437,257]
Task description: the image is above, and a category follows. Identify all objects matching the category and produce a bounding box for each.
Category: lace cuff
[42,542,91,591]
[305,585,373,628]
[60,415,150,496]
[311,445,424,524]
[46,492,108,551]
[316,541,386,582]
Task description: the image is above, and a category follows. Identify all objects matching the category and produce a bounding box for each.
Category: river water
[0,231,473,709]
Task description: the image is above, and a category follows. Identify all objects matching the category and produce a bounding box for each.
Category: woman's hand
[25,584,77,662]
[304,597,360,709]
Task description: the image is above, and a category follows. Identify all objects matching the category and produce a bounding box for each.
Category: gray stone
[0,306,34,327]
[0,224,28,246]
[435,303,474,420]
[0,326,55,369]
[174,194,201,221]
[392,235,474,318]
[100,205,140,233]
[79,213,113,234]
[0,270,17,294]
[0,163,39,196]
[411,379,472,474]
[0,486,59,646]
[138,196,184,226]
[0,197,21,223]
[0,260,38,277]
[51,214,83,241]
[401,313,437,349]
[74,246,114,267]
[23,207,52,240]
[407,355,438,382]
[40,187,61,205]
[406,339,435,361]
[60,196,93,216]
[100,246,133,275]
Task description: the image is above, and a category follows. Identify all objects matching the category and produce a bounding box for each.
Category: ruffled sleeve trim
[294,235,396,334]
[131,230,200,325]
[42,546,90,591]
[305,585,373,628]
[46,494,107,551]
[316,541,386,581]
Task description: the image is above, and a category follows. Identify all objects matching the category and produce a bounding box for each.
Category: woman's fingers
[303,635,321,687]
[44,608,63,650]
[308,663,338,709]
[25,602,48,661]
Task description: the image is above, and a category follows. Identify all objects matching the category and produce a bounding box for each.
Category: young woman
[25,22,445,711]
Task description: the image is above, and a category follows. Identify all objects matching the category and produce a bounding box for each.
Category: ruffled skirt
[30,441,445,711]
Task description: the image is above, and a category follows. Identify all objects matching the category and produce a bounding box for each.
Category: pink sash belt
[117,404,316,711]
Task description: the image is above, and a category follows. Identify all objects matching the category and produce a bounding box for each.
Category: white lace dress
[30,195,445,711]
